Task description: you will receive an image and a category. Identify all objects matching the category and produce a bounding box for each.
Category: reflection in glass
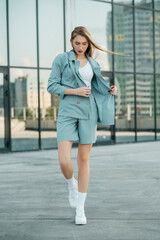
[113,0,133,4]
[91,0,111,2]
[136,74,155,141]
[66,0,112,71]
[155,12,160,73]
[154,0,160,10]
[0,73,5,148]
[10,69,38,151]
[115,74,135,143]
[0,0,7,66]
[114,6,133,72]
[135,10,153,73]
[156,75,160,139]
[39,0,64,68]
[9,0,37,67]
[40,70,58,149]
[135,0,152,8]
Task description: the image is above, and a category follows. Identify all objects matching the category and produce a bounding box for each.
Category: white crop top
[78,61,94,89]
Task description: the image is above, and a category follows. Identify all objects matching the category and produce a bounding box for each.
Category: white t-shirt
[79,61,94,89]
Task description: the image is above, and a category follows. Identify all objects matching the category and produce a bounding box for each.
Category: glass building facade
[0,0,160,152]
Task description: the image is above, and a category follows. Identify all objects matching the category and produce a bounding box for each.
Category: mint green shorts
[57,93,98,144]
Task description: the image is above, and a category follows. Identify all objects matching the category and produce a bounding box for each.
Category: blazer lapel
[68,50,98,84]
[86,53,100,76]
[74,61,86,83]
[86,53,111,94]
[67,50,88,86]
[67,50,110,92]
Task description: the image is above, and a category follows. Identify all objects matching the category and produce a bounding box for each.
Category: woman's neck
[77,57,86,60]
[76,54,87,60]
[73,50,87,60]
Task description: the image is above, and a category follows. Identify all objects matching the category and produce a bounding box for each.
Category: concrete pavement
[0,141,160,240]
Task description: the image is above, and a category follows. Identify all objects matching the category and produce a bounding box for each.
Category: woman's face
[71,35,89,57]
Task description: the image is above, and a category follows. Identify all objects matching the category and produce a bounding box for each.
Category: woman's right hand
[75,87,90,97]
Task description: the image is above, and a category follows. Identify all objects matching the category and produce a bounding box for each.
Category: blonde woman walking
[47,26,118,225]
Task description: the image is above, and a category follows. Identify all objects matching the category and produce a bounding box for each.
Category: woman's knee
[58,154,71,168]
[77,155,89,166]
[58,141,72,165]
[77,144,92,165]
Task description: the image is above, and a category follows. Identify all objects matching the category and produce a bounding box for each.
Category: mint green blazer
[47,50,115,125]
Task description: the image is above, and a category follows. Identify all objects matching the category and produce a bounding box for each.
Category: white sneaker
[75,208,87,225]
[68,178,78,208]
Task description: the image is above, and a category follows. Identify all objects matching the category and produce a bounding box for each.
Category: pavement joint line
[0,218,160,221]
[0,170,160,174]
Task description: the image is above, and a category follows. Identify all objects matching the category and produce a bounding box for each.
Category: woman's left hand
[109,85,117,95]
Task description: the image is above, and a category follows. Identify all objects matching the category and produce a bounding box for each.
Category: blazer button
[77,101,80,104]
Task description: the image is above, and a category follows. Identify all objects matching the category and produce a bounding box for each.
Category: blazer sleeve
[47,54,68,99]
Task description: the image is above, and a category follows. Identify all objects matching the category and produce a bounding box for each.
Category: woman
[47,26,117,225]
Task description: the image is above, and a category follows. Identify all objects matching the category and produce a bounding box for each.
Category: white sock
[77,192,87,212]
[65,174,76,189]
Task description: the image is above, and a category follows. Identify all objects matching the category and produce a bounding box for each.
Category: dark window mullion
[133,0,137,142]
[63,0,66,52]
[152,0,157,140]
[111,0,116,144]
[6,0,11,151]
[36,0,41,149]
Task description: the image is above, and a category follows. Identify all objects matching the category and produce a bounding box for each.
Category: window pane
[135,0,152,8]
[9,0,37,67]
[113,0,133,4]
[0,0,7,66]
[156,75,160,140]
[136,74,155,141]
[90,0,112,2]
[115,74,135,143]
[66,0,112,71]
[135,10,153,73]
[39,0,64,68]
[155,12,160,73]
[40,70,58,149]
[154,0,160,10]
[114,6,133,72]
[10,68,39,151]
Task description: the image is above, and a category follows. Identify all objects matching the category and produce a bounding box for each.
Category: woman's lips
[78,51,83,53]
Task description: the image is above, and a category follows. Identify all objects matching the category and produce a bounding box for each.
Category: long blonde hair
[70,26,128,57]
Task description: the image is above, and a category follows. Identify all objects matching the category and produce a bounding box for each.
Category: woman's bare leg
[77,143,93,193]
[58,141,73,179]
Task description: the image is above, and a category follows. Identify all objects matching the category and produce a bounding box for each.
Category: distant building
[15,76,27,115]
